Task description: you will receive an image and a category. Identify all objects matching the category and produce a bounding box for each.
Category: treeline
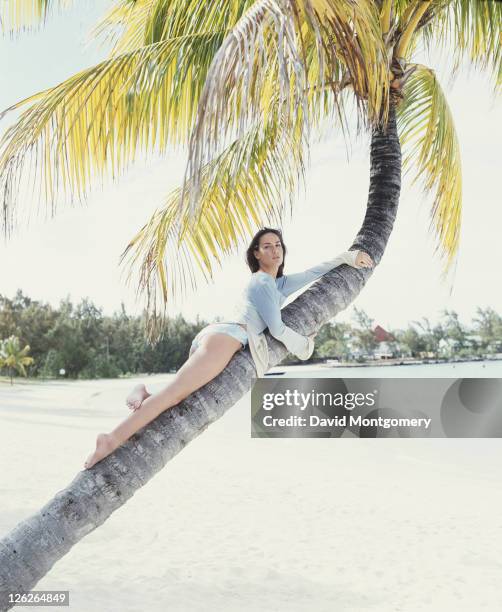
[0,291,209,379]
[1,291,502,380]
[311,307,502,362]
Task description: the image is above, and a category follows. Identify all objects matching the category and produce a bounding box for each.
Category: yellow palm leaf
[397,64,462,276]
[93,0,255,56]
[0,31,247,235]
[420,0,502,92]
[0,0,72,34]
[0,0,388,240]
[182,0,390,216]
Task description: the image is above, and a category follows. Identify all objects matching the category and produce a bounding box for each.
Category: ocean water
[267,359,502,378]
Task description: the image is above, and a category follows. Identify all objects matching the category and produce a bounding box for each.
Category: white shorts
[189,323,248,356]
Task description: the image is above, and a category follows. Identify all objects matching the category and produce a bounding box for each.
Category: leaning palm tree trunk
[267,104,402,367]
[0,106,401,610]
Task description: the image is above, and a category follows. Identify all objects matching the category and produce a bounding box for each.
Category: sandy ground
[1,373,502,612]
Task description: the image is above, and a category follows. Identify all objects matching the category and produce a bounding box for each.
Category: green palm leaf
[397,64,462,274]
[0,336,34,378]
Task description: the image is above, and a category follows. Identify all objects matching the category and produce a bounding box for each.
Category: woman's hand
[355,251,374,269]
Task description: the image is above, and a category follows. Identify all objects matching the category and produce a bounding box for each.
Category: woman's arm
[279,250,372,298]
[251,276,314,360]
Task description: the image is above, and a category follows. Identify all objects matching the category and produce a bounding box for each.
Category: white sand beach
[1,373,502,611]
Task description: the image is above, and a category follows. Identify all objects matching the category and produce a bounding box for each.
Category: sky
[0,1,501,332]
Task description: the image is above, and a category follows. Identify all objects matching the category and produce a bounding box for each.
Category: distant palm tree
[0,335,34,385]
[0,2,500,606]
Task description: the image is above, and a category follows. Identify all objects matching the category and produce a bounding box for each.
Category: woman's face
[254,232,283,269]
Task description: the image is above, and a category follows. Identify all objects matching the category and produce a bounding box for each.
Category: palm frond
[0,31,239,236]
[0,0,72,34]
[420,0,502,92]
[92,0,254,56]
[90,0,137,52]
[0,0,388,238]
[397,64,462,274]
[182,0,390,218]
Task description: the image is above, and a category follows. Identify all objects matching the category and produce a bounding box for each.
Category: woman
[84,228,373,469]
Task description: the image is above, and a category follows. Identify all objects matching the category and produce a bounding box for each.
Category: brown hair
[246,227,286,277]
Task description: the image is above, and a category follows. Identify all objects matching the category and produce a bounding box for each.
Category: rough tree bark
[0,105,401,610]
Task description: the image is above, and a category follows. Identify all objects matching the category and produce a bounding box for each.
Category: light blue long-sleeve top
[228,249,362,376]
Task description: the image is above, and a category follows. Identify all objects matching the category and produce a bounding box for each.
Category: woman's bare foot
[126,383,151,412]
[84,433,120,470]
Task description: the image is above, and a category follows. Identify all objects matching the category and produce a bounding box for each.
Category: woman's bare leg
[84,333,243,469]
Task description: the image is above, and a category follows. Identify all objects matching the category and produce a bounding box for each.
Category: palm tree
[0,1,500,605]
[0,335,34,385]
